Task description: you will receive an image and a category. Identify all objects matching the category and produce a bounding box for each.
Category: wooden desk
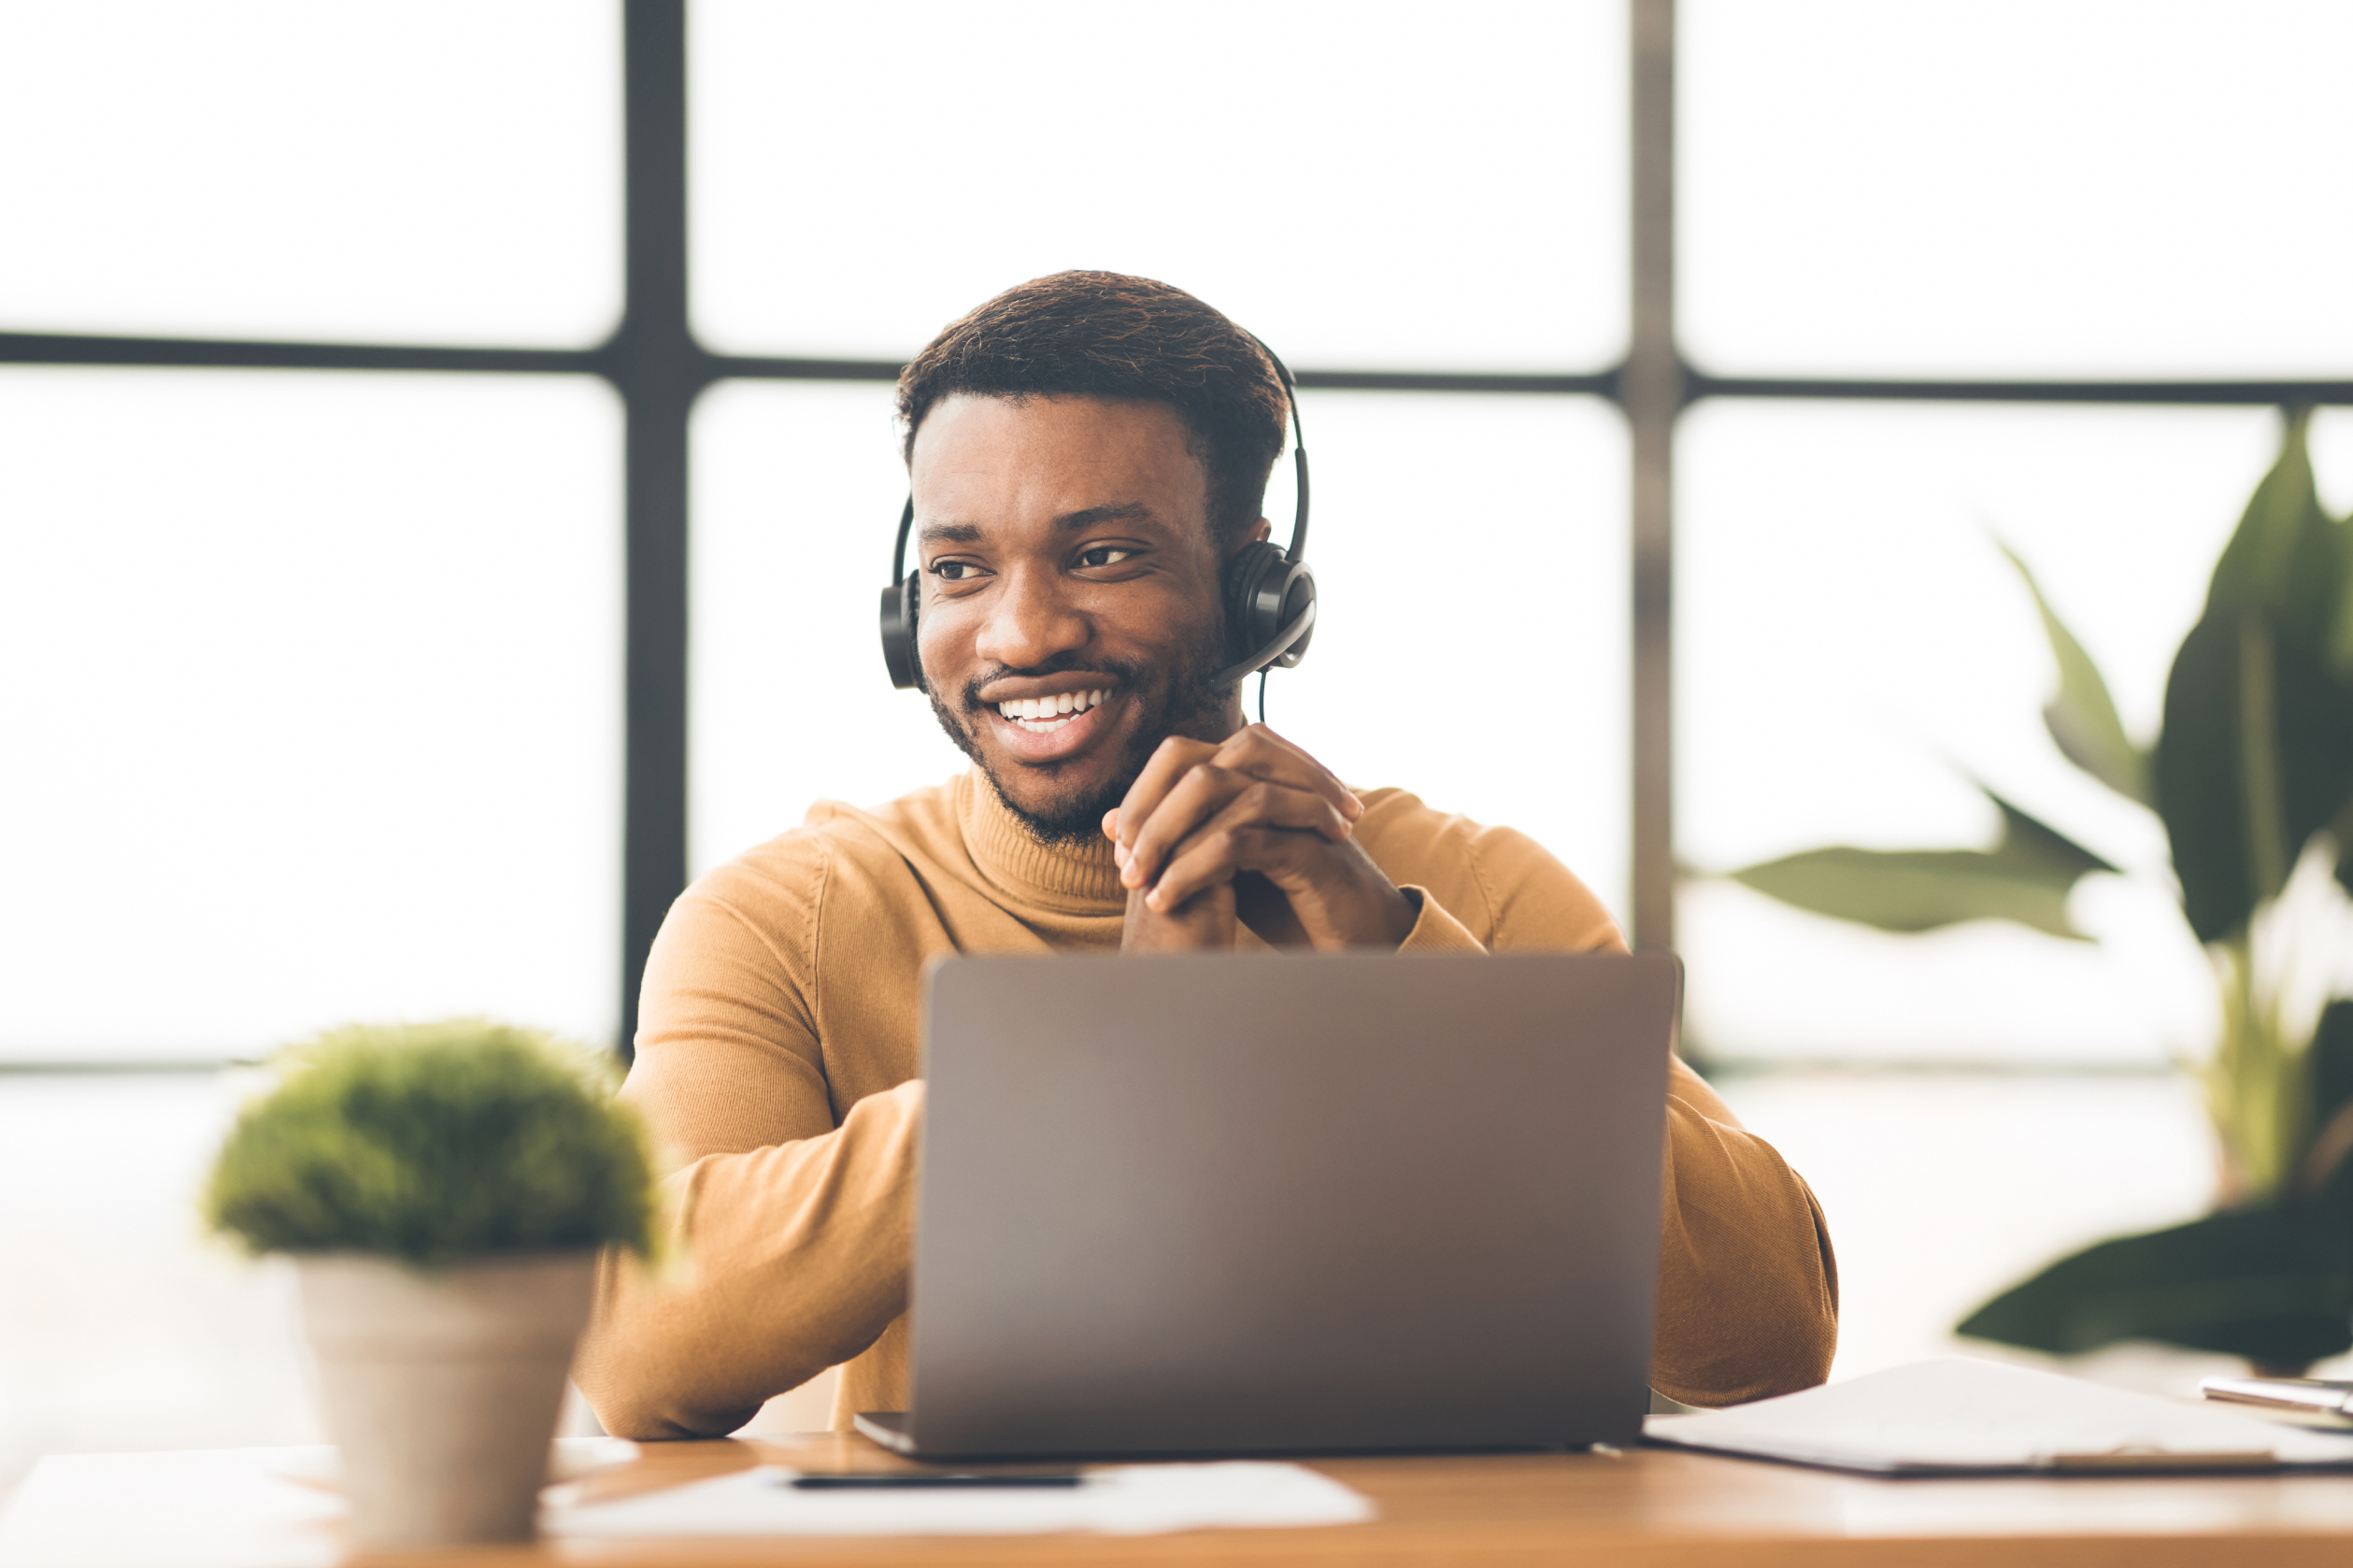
[8,1432,2353,1567]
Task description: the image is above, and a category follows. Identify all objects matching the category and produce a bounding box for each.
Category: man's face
[909,393,1248,841]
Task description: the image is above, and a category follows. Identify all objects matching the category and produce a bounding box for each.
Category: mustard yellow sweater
[576,771,1837,1437]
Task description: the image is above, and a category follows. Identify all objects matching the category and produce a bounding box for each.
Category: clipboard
[1643,1357,2353,1476]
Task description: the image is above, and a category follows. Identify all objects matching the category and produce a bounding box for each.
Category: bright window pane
[0,1077,317,1488]
[691,0,1626,372]
[692,385,1629,923]
[1683,0,2353,378]
[1721,1072,2226,1385]
[690,381,969,876]
[0,370,622,1061]
[1679,402,2353,1064]
[0,3,621,346]
[1274,393,1629,919]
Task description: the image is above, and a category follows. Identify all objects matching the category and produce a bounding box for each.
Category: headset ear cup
[879,571,923,690]
[1272,561,1315,669]
[1223,541,1316,677]
[1221,541,1289,668]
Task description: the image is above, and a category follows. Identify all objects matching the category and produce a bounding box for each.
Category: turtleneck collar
[958,770,1126,913]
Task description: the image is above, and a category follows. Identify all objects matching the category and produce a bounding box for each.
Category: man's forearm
[1648,1087,1839,1406]
[573,1079,924,1439]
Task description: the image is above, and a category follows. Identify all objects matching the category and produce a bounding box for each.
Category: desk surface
[10,1433,2353,1567]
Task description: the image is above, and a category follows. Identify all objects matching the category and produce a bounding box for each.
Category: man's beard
[926,624,1233,846]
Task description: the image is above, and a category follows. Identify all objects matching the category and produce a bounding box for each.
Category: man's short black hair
[896,271,1289,549]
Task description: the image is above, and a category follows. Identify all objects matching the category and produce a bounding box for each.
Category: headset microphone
[879,339,1317,702]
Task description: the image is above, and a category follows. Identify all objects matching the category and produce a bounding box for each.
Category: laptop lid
[902,949,1677,1459]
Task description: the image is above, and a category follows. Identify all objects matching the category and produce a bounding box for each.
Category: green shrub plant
[205,1019,654,1268]
[1720,413,2353,1370]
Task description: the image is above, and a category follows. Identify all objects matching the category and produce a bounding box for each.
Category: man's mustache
[957,655,1149,712]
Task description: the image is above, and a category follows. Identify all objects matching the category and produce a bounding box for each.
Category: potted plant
[1714,411,2353,1374]
[204,1019,654,1547]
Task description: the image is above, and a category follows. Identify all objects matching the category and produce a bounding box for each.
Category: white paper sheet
[549,1461,1376,1538]
[1645,1356,2353,1475]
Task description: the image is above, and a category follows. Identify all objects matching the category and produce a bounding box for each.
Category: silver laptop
[856,949,1678,1460]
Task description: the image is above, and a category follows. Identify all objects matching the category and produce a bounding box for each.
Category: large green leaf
[2156,610,2353,942]
[2310,1003,2353,1147]
[1727,785,2117,939]
[2163,414,2353,937]
[2280,503,2353,681]
[1730,848,2085,938]
[2206,413,2353,677]
[1999,542,2149,805]
[2299,1003,2353,1203]
[1985,786,2121,879]
[2210,411,2325,620]
[2159,612,2279,942]
[1957,1205,2353,1366]
[2333,798,2353,904]
[2279,647,2353,882]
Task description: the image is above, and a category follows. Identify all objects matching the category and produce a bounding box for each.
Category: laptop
[856,949,1678,1460]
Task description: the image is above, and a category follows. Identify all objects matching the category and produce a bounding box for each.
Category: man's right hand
[1120,880,1236,951]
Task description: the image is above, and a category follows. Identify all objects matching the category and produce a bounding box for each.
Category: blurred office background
[5,0,2353,1495]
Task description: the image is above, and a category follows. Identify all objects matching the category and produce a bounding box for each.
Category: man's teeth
[997,688,1110,731]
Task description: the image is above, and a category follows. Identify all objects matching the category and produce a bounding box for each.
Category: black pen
[786,1472,1084,1490]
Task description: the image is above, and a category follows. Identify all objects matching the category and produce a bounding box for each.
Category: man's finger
[1143,791,1352,909]
[1147,824,1324,912]
[1217,724,1363,822]
[1119,732,1352,860]
[1121,763,1255,890]
[1111,735,1220,851]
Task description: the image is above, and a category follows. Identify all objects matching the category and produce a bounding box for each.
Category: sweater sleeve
[571,848,920,1439]
[1457,824,1839,1405]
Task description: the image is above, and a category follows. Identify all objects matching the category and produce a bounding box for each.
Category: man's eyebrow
[917,504,1153,547]
[1053,503,1153,531]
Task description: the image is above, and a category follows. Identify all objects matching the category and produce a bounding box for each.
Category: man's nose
[973,564,1091,671]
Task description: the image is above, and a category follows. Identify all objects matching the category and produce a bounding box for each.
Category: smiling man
[575,272,1838,1438]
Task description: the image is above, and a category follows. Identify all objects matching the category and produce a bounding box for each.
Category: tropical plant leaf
[1727,784,2116,939]
[1998,542,2149,805]
[1957,1205,2353,1366]
[2314,1004,2353,1133]
[2157,610,2353,942]
[1730,848,2089,940]
[2279,650,2353,878]
[2169,412,2353,938]
[1984,786,2121,879]
[2205,412,2353,677]
[2158,612,2277,942]
[2332,800,2353,904]
[2300,1003,2353,1202]
[2210,410,2325,621]
[2280,503,2353,682]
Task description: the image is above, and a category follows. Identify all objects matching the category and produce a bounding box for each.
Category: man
[575,272,1837,1439]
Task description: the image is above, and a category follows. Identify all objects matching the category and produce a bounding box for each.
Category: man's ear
[1220,518,1274,584]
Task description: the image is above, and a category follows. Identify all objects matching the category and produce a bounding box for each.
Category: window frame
[5,0,2347,1062]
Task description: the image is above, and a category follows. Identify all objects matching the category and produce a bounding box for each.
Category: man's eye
[1078,546,1135,568]
[929,560,977,581]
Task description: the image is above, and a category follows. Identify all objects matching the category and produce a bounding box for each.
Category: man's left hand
[1102,725,1418,951]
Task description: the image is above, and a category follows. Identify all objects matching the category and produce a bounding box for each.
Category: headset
[878,342,1318,715]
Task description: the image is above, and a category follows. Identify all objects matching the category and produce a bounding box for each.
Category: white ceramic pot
[295,1249,597,1547]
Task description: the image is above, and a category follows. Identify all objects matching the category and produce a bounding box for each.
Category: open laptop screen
[902,949,1678,1459]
